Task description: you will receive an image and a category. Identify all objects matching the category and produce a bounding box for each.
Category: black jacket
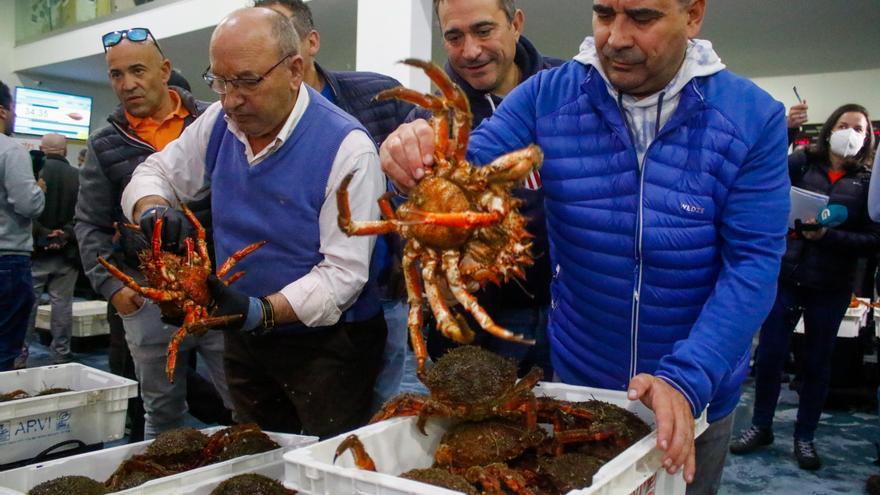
[408,36,563,309]
[33,153,79,260]
[318,63,413,146]
[781,150,880,290]
[74,86,209,299]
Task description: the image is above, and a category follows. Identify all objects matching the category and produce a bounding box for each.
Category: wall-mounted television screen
[13,86,92,141]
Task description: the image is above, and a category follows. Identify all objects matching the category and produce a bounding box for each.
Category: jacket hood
[573,36,725,106]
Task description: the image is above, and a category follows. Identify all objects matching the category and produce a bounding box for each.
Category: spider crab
[371,346,542,433]
[336,59,543,378]
[97,204,265,382]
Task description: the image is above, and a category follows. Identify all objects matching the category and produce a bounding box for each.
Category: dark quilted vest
[90,87,209,265]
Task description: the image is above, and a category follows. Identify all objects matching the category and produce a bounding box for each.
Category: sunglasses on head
[102,28,164,56]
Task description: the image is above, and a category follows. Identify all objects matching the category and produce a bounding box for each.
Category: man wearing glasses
[74,27,233,440]
[121,8,387,438]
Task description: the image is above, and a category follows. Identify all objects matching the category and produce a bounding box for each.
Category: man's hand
[379,119,437,191]
[37,178,47,192]
[111,287,144,316]
[628,374,696,484]
[787,101,808,129]
[206,275,262,333]
[138,206,193,254]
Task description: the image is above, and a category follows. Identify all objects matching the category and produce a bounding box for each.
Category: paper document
[788,186,828,229]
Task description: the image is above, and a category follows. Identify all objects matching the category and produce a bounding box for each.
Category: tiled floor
[16,331,880,493]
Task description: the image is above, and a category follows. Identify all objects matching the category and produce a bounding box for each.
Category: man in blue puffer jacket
[380,1,790,493]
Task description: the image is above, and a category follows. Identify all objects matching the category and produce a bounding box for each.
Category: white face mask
[829,128,864,158]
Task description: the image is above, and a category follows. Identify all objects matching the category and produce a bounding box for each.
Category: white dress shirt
[121,84,384,327]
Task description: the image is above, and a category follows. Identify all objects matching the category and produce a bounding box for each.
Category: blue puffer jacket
[467,61,790,422]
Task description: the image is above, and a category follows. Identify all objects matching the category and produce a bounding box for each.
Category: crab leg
[333,434,377,471]
[441,250,535,345]
[216,240,268,279]
[165,306,241,382]
[405,209,503,229]
[336,172,398,236]
[375,87,445,112]
[422,252,473,346]
[369,392,428,424]
[151,216,172,283]
[476,144,544,184]
[179,203,211,271]
[377,192,397,220]
[402,243,428,379]
[466,463,536,495]
[400,59,472,162]
[97,257,183,302]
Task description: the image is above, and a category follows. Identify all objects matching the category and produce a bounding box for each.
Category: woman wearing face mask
[730,103,878,471]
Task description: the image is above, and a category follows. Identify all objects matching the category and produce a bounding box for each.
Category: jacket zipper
[110,121,156,152]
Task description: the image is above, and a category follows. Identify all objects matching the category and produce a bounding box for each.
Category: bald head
[40,133,67,156]
[212,7,299,61]
[105,36,172,118]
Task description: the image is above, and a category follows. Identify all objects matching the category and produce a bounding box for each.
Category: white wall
[13,0,251,73]
[751,69,880,125]
[1,0,22,89]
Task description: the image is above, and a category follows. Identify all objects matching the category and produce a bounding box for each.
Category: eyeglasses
[202,54,292,95]
[102,28,164,56]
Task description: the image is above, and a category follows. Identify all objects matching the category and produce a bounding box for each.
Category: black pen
[793,86,803,104]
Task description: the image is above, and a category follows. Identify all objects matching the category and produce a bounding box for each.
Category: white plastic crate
[35,300,110,338]
[285,382,708,495]
[0,363,137,467]
[795,297,869,338]
[0,426,317,494]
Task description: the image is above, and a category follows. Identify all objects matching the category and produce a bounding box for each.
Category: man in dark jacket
[256,0,416,409]
[413,0,562,379]
[19,133,80,367]
[74,29,232,440]
[255,0,413,146]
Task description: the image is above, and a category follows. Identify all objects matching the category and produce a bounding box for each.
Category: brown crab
[98,203,265,382]
[371,345,542,433]
[0,390,30,402]
[537,398,651,460]
[27,475,108,495]
[203,424,280,463]
[144,427,210,471]
[104,455,173,491]
[209,473,297,495]
[535,452,605,493]
[434,419,545,473]
[337,58,543,378]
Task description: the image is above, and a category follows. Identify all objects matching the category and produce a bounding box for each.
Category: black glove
[138,206,194,254]
[793,219,822,238]
[206,275,263,333]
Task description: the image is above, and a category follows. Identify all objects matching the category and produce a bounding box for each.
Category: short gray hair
[433,0,516,23]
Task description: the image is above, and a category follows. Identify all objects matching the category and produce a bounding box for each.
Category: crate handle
[33,439,87,462]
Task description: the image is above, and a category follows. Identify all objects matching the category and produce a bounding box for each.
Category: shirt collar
[224,82,310,165]
[125,89,187,130]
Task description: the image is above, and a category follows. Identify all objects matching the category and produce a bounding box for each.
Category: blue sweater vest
[206,86,381,332]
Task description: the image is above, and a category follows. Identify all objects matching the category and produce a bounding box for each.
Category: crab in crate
[144,427,210,471]
[371,346,543,433]
[334,434,478,495]
[97,203,265,382]
[104,455,173,491]
[336,58,543,378]
[203,423,281,463]
[536,398,651,460]
[209,473,297,495]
